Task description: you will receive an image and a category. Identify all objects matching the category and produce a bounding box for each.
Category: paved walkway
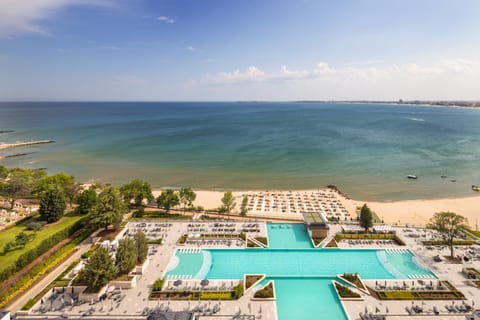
[7,230,101,314]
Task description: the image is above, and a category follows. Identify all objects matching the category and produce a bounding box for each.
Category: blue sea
[1,101,479,201]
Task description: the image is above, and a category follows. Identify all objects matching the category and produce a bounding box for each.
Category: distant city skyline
[1,0,480,101]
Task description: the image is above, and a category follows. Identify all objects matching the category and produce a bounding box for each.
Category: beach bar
[302,211,330,240]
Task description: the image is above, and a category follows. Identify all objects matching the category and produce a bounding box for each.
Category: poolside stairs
[384,248,436,279]
[165,248,204,280]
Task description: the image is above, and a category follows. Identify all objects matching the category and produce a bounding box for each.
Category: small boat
[440,175,447,179]
[472,185,480,192]
[407,175,418,180]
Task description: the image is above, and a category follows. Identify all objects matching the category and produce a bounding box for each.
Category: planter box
[251,280,276,301]
[134,258,149,275]
[109,275,137,289]
[78,285,108,303]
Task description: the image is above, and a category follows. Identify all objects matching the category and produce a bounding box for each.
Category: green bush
[200,292,232,300]
[254,282,274,298]
[255,237,268,246]
[178,234,188,244]
[26,221,47,231]
[335,282,360,298]
[232,283,244,299]
[132,207,145,218]
[152,278,164,292]
[21,298,36,310]
[0,216,88,282]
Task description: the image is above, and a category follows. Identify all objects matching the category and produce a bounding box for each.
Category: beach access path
[6,230,101,314]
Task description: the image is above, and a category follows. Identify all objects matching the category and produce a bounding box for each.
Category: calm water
[1,101,480,200]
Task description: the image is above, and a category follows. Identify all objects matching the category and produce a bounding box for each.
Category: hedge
[0,217,87,282]
[0,234,83,309]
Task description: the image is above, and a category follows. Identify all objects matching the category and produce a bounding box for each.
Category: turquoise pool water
[165,224,436,320]
[165,249,209,279]
[272,277,347,320]
[267,223,313,248]
[383,249,435,278]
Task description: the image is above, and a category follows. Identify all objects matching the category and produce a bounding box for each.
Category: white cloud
[186,46,196,52]
[204,66,266,83]
[157,16,175,24]
[0,0,114,39]
[100,45,120,50]
[196,59,480,100]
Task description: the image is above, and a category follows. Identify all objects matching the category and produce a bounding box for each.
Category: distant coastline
[291,100,480,108]
[1,101,479,202]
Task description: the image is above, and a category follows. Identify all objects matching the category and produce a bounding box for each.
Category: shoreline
[0,140,54,150]
[150,188,480,229]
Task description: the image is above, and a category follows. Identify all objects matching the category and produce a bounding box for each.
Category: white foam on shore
[194,250,211,279]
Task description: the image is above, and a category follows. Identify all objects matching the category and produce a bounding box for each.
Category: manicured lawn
[0,213,84,273]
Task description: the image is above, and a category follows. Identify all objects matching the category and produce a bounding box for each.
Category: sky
[0,0,480,101]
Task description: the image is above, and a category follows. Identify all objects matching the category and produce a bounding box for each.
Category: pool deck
[20,221,480,320]
[341,227,480,320]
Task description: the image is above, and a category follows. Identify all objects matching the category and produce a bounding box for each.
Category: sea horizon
[1,101,480,202]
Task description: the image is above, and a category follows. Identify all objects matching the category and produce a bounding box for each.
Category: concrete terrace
[16,220,480,320]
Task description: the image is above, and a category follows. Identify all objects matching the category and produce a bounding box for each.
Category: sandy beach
[153,189,480,229]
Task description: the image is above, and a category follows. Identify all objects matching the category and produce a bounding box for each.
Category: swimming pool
[166,248,435,280]
[267,223,313,248]
[164,224,436,320]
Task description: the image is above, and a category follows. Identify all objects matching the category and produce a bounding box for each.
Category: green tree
[75,187,98,214]
[119,179,154,208]
[33,173,78,207]
[359,204,373,232]
[15,232,31,247]
[133,231,148,265]
[240,195,248,216]
[39,185,67,223]
[5,168,35,209]
[427,211,468,258]
[179,187,196,213]
[156,189,179,213]
[83,247,117,290]
[92,187,127,230]
[115,238,138,275]
[220,191,236,214]
[0,165,8,179]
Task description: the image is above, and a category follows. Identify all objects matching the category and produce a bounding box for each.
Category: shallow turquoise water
[384,250,434,278]
[266,223,313,248]
[272,277,347,320]
[2,102,480,200]
[164,250,204,279]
